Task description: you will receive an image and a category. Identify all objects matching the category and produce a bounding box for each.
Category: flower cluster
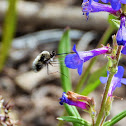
[82,0,126,55]
[59,0,126,125]
[65,44,111,75]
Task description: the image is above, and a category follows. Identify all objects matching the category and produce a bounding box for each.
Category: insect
[32,51,56,73]
[32,50,74,74]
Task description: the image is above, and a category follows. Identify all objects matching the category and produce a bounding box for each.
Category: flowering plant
[57,0,126,126]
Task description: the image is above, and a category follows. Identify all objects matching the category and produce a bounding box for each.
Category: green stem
[100,115,106,126]
[92,118,95,126]
[74,25,115,93]
[95,46,122,126]
[95,73,114,126]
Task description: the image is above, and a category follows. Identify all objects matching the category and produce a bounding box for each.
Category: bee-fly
[32,50,74,75]
[32,51,56,73]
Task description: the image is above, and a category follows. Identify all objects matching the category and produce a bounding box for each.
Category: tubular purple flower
[100,66,126,97]
[65,45,111,75]
[116,16,126,46]
[59,92,90,110]
[96,0,126,10]
[82,0,120,19]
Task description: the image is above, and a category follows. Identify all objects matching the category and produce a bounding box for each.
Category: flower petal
[101,0,109,3]
[121,45,126,55]
[110,0,121,10]
[65,54,83,69]
[116,16,126,45]
[100,66,125,97]
[100,77,108,83]
[114,66,124,78]
[72,44,78,54]
[94,0,99,2]
[59,92,68,105]
[120,0,126,4]
[68,100,88,109]
[121,78,126,85]
[77,62,83,75]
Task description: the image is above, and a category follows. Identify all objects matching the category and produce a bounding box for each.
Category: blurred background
[0,0,126,126]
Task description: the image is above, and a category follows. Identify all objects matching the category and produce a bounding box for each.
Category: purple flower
[65,45,111,75]
[59,92,90,110]
[82,0,120,19]
[116,15,126,55]
[121,46,126,55]
[96,0,126,10]
[116,16,126,46]
[100,66,126,97]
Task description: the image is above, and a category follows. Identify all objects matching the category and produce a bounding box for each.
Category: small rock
[15,66,60,92]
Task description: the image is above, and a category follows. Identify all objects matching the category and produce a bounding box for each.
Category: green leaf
[58,28,72,92]
[57,116,91,126]
[108,14,119,30]
[58,28,80,126]
[103,110,126,126]
[64,104,80,118]
[0,0,17,71]
[81,65,107,95]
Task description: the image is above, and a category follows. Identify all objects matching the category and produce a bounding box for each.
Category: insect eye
[51,51,56,56]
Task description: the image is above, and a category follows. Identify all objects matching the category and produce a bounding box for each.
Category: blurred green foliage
[0,0,17,71]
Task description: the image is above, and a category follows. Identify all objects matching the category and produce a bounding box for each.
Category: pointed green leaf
[58,28,71,92]
[103,110,126,126]
[58,28,80,126]
[57,116,91,126]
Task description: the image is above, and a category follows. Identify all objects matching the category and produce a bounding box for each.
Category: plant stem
[74,25,115,93]
[92,118,95,126]
[95,73,114,126]
[95,46,122,126]
[100,115,106,126]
